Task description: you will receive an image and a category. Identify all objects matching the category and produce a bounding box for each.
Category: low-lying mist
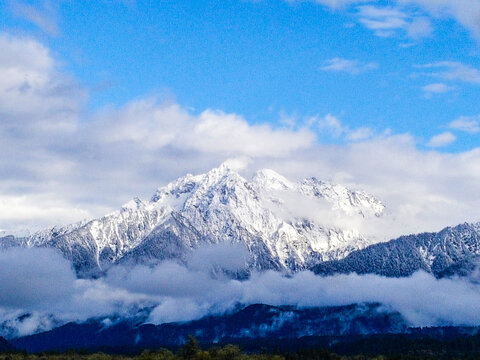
[1,245,479,339]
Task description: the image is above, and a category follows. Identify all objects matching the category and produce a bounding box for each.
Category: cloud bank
[0,247,480,339]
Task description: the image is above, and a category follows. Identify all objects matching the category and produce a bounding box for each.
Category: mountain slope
[1,163,384,276]
[0,336,12,352]
[312,223,480,278]
[11,303,406,352]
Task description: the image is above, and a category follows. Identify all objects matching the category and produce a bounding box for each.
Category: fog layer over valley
[0,246,479,339]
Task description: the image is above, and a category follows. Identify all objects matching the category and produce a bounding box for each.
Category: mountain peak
[253,168,294,191]
[218,158,250,172]
[8,163,387,276]
[122,196,144,210]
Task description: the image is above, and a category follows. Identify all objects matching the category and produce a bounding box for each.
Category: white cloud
[304,0,371,9]
[427,132,456,148]
[357,5,432,38]
[317,113,345,137]
[185,110,315,157]
[399,0,480,39]
[345,127,373,141]
[418,61,480,84]
[320,57,378,74]
[421,82,456,98]
[291,0,480,41]
[406,16,433,38]
[422,82,454,94]
[0,34,84,119]
[358,5,408,33]
[9,1,59,37]
[449,116,480,134]
[317,114,374,142]
[0,194,91,234]
[90,99,315,157]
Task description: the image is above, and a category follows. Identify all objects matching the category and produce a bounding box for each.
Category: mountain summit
[2,163,385,276]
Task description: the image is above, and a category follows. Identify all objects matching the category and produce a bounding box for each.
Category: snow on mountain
[313,222,480,278]
[1,162,385,276]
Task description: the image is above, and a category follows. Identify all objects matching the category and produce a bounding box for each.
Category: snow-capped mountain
[313,222,480,278]
[1,162,384,276]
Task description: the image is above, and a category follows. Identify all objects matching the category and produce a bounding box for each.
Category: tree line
[2,335,480,360]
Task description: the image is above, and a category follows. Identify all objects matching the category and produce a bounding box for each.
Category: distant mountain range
[1,163,384,277]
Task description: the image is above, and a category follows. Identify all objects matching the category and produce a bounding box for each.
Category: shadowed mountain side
[11,303,406,353]
[0,337,12,352]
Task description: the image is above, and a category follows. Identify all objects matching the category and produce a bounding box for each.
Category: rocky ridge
[1,163,385,276]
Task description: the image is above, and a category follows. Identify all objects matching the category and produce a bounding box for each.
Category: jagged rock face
[313,223,480,278]
[2,163,385,276]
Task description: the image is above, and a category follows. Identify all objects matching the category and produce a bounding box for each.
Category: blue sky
[2,0,480,232]
[2,0,480,150]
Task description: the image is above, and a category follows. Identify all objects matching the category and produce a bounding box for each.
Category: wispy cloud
[9,1,59,37]
[346,127,374,141]
[427,132,456,148]
[422,83,454,94]
[357,5,433,38]
[449,116,480,134]
[317,113,345,137]
[304,0,370,9]
[417,61,480,84]
[317,114,374,142]
[358,5,408,37]
[406,16,433,38]
[293,0,480,42]
[421,82,455,97]
[400,0,480,40]
[320,57,378,74]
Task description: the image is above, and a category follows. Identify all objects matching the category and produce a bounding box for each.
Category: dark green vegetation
[0,337,11,352]
[9,304,407,353]
[3,334,480,360]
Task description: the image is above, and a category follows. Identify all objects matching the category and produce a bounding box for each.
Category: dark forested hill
[11,303,406,353]
[0,337,12,352]
[313,223,480,278]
